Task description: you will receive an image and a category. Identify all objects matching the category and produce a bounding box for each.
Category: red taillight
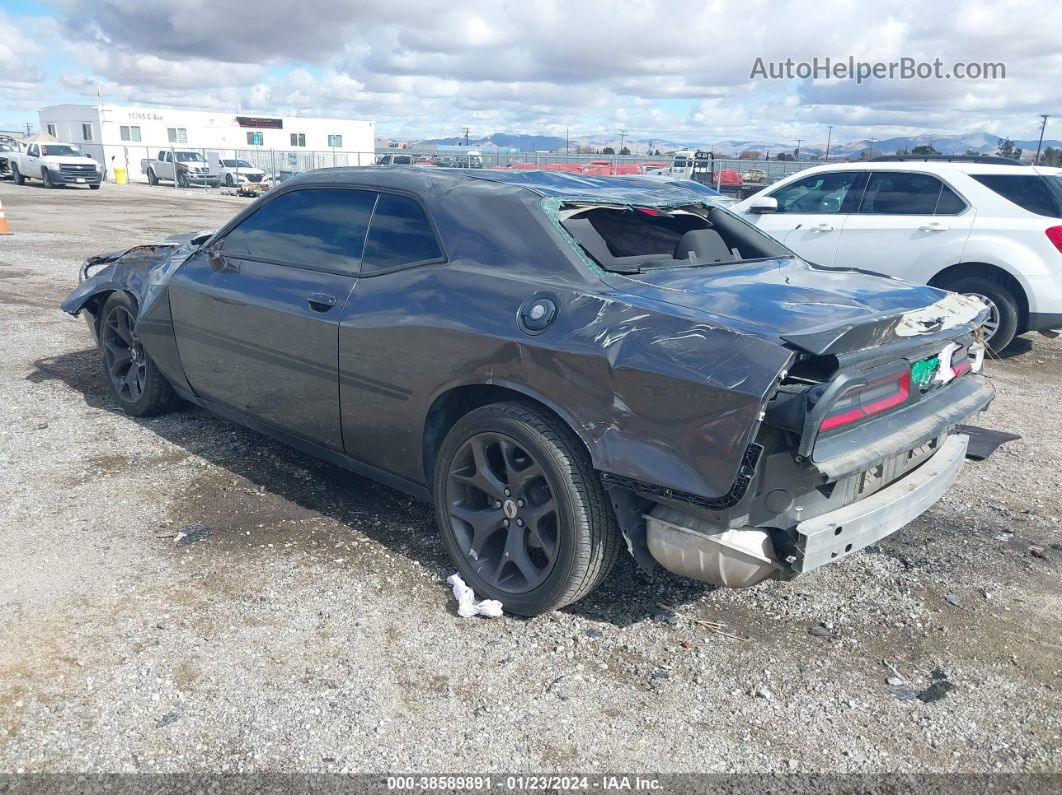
[1046,226,1062,255]
[820,371,912,432]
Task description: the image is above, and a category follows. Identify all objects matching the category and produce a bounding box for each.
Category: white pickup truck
[11,142,104,189]
[141,150,218,187]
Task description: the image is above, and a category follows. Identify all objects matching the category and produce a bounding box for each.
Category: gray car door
[168,187,377,449]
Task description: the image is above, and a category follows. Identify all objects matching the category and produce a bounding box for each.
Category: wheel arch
[928,261,1030,330]
[421,382,593,485]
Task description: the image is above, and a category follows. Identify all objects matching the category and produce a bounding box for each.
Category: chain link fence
[95,144,817,199]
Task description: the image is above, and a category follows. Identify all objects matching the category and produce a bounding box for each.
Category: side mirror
[746,196,778,214]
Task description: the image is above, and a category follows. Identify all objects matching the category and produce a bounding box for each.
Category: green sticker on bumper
[911,356,939,387]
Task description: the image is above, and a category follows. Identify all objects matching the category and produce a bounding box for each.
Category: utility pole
[1035,114,1050,164]
[619,129,626,154]
[795,138,803,160]
[565,127,569,154]
[824,126,833,161]
[463,126,469,147]
[23,122,32,137]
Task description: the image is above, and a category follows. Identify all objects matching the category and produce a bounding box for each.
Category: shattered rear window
[557,202,794,274]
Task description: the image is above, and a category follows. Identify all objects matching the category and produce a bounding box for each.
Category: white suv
[734,157,1062,350]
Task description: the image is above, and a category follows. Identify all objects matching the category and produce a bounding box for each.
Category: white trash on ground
[446,574,504,618]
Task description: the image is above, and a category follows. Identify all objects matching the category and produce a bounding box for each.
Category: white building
[38,104,375,179]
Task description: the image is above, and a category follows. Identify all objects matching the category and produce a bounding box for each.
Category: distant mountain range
[414,130,1062,159]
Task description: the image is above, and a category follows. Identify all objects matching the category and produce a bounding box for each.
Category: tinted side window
[222,188,377,274]
[934,184,967,214]
[858,172,943,214]
[769,172,861,214]
[972,174,1062,218]
[362,193,443,274]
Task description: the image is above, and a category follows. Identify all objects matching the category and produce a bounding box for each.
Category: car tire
[42,169,56,188]
[942,275,1019,352]
[89,184,100,190]
[99,292,180,417]
[177,172,188,188]
[225,174,234,187]
[147,168,158,186]
[12,164,24,185]
[433,401,620,616]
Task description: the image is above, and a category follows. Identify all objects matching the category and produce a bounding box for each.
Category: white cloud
[20,0,1062,144]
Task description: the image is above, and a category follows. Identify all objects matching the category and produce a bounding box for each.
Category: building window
[45,123,57,137]
[246,131,263,146]
[167,127,188,144]
[327,135,343,148]
[119,125,142,143]
[290,133,306,147]
[81,123,93,141]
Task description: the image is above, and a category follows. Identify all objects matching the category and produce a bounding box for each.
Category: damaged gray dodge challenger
[63,169,994,615]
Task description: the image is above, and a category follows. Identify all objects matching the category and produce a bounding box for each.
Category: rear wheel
[942,275,1019,352]
[147,168,158,186]
[99,292,179,417]
[433,402,620,616]
[11,164,24,185]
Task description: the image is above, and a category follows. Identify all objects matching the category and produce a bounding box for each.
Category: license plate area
[857,437,940,499]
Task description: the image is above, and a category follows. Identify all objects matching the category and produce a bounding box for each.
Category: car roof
[286,166,718,203]
[787,160,1042,176]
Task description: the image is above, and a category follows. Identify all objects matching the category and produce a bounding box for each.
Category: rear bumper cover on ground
[792,433,969,573]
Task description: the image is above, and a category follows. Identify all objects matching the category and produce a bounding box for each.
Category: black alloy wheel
[446,431,560,593]
[103,304,147,403]
[433,401,620,615]
[98,292,179,417]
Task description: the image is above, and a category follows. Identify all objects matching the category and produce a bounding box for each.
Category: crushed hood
[601,257,986,354]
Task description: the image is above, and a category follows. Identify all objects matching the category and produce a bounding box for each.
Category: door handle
[810,223,835,232]
[307,293,337,312]
[918,222,949,232]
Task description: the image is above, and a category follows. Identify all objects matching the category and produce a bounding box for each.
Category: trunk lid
[601,257,985,354]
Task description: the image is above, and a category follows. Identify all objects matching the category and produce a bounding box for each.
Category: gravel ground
[0,180,1060,776]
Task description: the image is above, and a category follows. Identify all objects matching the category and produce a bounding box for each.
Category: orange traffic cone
[0,199,11,235]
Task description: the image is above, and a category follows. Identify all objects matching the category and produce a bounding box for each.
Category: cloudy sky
[1,0,1058,146]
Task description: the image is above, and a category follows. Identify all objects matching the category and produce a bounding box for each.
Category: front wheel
[41,169,56,188]
[433,402,620,616]
[225,173,235,187]
[943,276,1019,352]
[177,171,188,188]
[99,292,180,417]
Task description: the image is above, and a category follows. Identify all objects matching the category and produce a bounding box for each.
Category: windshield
[41,145,84,157]
[175,152,205,162]
[559,201,794,274]
[221,159,254,168]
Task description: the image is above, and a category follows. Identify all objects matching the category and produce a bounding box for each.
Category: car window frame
[359,188,449,277]
[854,169,970,216]
[766,170,868,215]
[215,186,382,278]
